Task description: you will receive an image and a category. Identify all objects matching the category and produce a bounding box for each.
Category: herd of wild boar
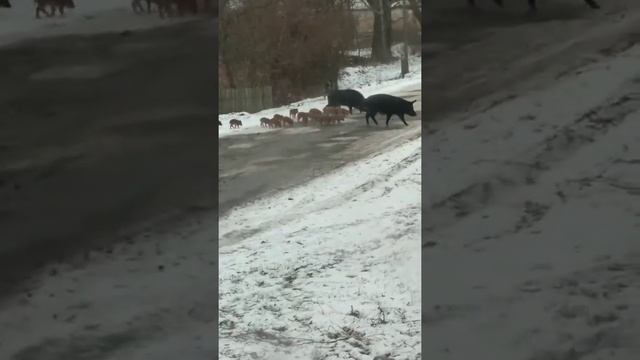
[224,106,350,130]
[262,106,351,129]
[0,0,209,19]
[223,88,418,130]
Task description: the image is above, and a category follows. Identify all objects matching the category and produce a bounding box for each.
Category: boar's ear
[411,100,417,104]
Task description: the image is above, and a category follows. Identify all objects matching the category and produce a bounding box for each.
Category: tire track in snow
[425,67,640,238]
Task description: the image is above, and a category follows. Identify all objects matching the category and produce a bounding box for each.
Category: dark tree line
[220,0,355,105]
[364,0,421,62]
[219,0,421,104]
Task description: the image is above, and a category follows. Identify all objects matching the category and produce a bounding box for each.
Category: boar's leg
[366,112,379,126]
[386,113,394,127]
[348,106,353,115]
[399,113,408,126]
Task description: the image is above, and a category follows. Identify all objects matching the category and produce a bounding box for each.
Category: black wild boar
[229,119,242,129]
[1,0,11,8]
[361,94,417,127]
[327,89,365,115]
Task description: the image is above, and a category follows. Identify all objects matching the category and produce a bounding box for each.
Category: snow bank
[219,137,421,359]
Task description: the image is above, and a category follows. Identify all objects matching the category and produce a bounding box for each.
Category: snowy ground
[218,51,421,138]
[0,0,193,48]
[0,95,421,360]
[219,137,421,359]
[423,40,640,359]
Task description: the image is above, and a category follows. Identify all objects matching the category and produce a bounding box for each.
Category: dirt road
[0,19,217,295]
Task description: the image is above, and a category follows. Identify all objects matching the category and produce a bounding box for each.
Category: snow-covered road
[422,38,640,360]
[219,136,421,359]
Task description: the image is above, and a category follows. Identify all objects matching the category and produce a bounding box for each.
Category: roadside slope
[0,20,216,295]
[219,137,421,359]
[422,35,640,360]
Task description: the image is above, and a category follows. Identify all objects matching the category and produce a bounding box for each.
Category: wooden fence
[219,86,273,114]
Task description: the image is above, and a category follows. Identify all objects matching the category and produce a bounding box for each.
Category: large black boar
[467,0,599,12]
[1,0,11,8]
[327,89,365,115]
[361,94,417,127]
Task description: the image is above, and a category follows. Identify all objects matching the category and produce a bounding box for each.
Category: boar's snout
[406,100,417,116]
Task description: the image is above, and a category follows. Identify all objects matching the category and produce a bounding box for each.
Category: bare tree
[220,0,355,104]
[363,0,392,62]
[407,0,421,29]
[219,0,235,88]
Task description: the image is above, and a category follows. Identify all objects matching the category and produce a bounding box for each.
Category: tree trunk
[219,0,235,88]
[369,0,392,62]
[407,0,421,29]
[219,60,235,88]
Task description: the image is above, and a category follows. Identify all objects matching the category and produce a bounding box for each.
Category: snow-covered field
[0,0,191,48]
[219,137,421,359]
[422,41,640,359]
[218,51,422,138]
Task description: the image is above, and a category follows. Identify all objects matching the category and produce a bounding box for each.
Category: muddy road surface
[0,19,217,295]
